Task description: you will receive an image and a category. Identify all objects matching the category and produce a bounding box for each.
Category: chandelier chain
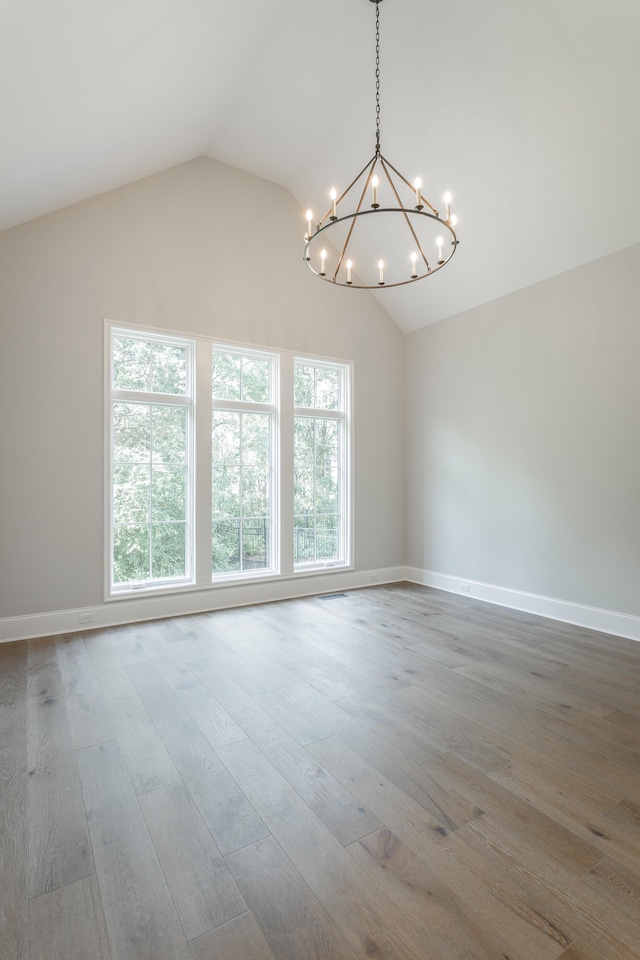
[375,1,381,155]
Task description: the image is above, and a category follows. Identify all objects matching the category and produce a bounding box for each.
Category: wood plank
[0,641,27,748]
[55,634,115,749]
[448,813,640,951]
[189,912,278,960]
[139,780,247,941]
[217,736,437,960]
[125,660,269,854]
[154,618,212,663]
[307,735,451,843]
[582,856,640,927]
[191,657,381,846]
[603,799,640,849]
[486,755,640,868]
[189,621,279,696]
[104,625,150,666]
[420,753,604,877]
[225,836,361,960]
[129,623,174,660]
[251,654,482,831]
[0,744,27,960]
[254,689,331,745]
[26,637,94,898]
[338,690,503,770]
[28,875,111,960]
[304,739,578,958]
[83,631,144,718]
[76,739,191,960]
[397,667,640,800]
[153,655,247,748]
[112,711,180,795]
[348,827,548,960]
[557,930,640,960]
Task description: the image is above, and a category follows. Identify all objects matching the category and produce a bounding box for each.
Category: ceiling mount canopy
[303,0,459,289]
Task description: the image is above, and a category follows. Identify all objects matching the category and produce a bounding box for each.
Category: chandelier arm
[382,156,439,217]
[316,155,378,231]
[333,156,378,280]
[378,156,431,270]
[341,154,378,206]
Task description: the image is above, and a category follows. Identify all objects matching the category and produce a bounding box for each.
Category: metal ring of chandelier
[304,205,459,290]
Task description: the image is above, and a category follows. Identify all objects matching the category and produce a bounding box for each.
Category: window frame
[106,325,196,597]
[211,344,279,581]
[293,358,351,571]
[104,321,352,601]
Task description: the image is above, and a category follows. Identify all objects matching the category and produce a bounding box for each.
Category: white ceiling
[2,0,639,332]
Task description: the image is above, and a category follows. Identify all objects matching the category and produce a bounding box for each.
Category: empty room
[1,2,639,959]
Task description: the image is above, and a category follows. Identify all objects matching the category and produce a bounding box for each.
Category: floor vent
[317,593,349,601]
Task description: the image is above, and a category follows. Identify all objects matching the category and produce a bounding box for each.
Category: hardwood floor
[1,583,640,959]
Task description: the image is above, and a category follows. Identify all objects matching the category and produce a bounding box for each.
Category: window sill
[105,564,353,602]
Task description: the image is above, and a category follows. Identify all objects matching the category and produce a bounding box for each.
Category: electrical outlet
[79,613,95,624]
[460,582,471,593]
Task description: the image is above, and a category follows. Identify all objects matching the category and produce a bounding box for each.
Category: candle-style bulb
[330,187,337,220]
[372,175,379,188]
[436,236,444,263]
[371,175,379,208]
[346,259,353,285]
[414,177,422,209]
[377,259,384,285]
[450,214,458,226]
[411,252,418,278]
[330,188,337,200]
[320,249,327,276]
[443,192,452,221]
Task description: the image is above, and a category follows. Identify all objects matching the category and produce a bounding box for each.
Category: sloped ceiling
[2,0,639,331]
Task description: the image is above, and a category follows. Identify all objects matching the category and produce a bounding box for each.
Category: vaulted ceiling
[2,0,639,331]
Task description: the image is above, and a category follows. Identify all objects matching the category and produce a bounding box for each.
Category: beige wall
[0,157,405,619]
[3,153,638,628]
[405,243,640,617]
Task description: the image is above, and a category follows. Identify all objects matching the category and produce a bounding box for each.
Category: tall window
[108,329,194,593]
[212,349,276,576]
[294,360,349,567]
[107,324,351,596]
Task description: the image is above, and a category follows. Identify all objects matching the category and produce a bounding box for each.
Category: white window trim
[104,320,353,601]
[105,324,196,599]
[211,343,279,580]
[292,357,352,571]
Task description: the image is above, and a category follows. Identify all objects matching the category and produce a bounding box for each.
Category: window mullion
[195,338,212,586]
[279,354,294,576]
[293,406,345,420]
[113,388,191,406]
[148,405,154,582]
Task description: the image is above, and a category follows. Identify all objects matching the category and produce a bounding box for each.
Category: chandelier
[303,0,459,289]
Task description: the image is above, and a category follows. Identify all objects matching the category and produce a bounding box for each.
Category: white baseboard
[0,566,405,643]
[405,566,640,643]
[5,565,639,645]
